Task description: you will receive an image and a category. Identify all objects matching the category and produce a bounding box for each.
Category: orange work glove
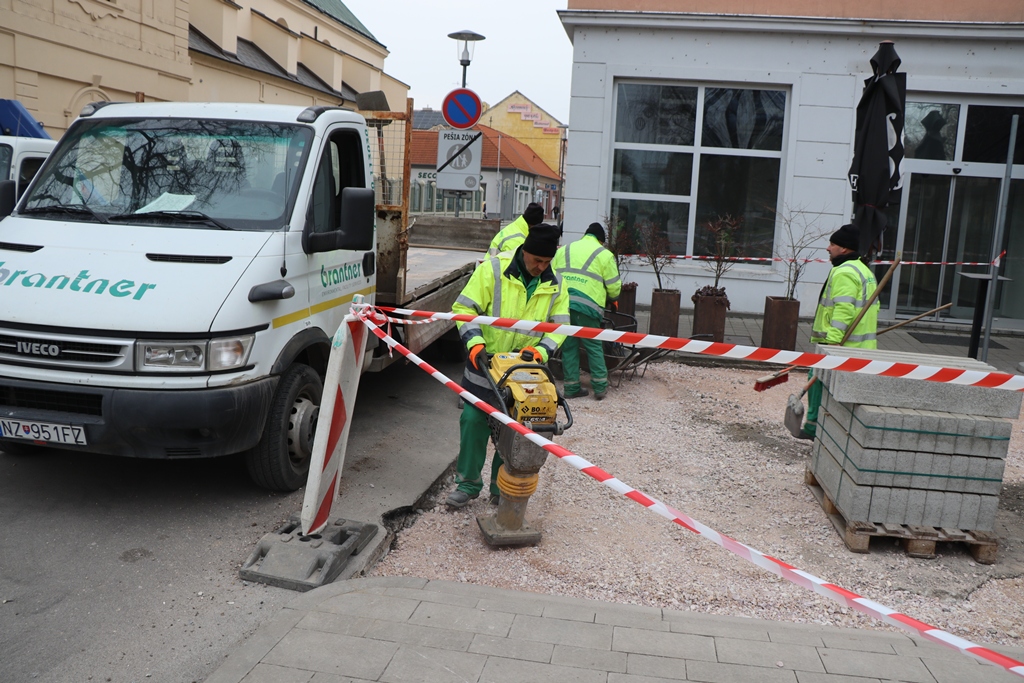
[519,346,543,363]
[469,344,487,370]
[610,300,618,311]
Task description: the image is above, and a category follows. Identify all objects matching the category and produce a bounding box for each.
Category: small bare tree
[634,219,674,290]
[699,214,742,289]
[772,202,831,300]
[603,213,633,281]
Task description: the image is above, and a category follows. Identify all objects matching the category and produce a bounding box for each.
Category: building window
[610,82,787,261]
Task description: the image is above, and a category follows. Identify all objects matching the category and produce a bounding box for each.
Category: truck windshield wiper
[19,204,109,224]
[109,210,234,231]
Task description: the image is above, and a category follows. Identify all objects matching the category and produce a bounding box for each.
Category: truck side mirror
[303,186,375,254]
[0,180,15,218]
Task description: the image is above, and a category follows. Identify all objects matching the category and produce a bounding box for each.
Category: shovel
[784,258,900,438]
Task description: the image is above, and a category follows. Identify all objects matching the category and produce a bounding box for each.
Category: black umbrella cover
[848,41,907,257]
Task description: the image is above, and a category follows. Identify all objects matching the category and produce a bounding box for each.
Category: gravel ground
[369,358,1024,650]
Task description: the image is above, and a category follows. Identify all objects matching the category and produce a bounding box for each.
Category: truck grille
[0,329,132,371]
[0,383,103,416]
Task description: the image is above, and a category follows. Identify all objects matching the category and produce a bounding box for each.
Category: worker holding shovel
[798,224,879,440]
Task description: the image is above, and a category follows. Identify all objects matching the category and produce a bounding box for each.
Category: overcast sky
[341,0,574,123]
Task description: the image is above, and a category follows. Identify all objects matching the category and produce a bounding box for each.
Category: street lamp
[447,30,485,88]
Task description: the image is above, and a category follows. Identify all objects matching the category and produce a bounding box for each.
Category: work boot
[796,429,815,441]
[445,490,478,508]
[564,387,589,398]
[594,388,607,401]
[488,494,500,506]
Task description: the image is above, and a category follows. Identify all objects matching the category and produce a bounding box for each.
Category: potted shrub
[634,219,680,337]
[691,215,739,342]
[761,205,830,350]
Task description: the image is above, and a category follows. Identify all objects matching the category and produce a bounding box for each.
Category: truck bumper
[0,376,277,459]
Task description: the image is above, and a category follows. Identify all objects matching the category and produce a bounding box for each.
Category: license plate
[0,419,88,445]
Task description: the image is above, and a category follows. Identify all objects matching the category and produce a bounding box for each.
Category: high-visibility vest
[487,215,529,256]
[810,257,878,348]
[453,250,570,363]
[553,234,622,317]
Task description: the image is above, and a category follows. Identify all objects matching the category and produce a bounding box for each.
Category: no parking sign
[442,88,482,129]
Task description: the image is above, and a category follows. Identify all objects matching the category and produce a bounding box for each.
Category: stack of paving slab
[809,347,1020,533]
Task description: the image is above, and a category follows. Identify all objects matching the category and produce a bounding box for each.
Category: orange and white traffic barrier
[368,305,1024,392]
[299,296,376,536]
[350,305,1024,679]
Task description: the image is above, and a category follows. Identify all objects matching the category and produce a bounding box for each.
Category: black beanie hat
[585,222,606,243]
[522,223,560,258]
[523,202,545,226]
[829,224,859,252]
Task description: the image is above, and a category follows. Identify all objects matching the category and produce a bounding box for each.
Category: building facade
[559,2,1024,322]
[1,0,407,137]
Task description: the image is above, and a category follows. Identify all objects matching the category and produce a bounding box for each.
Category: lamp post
[447,30,485,88]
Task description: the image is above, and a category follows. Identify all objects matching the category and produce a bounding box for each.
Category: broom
[753,259,906,392]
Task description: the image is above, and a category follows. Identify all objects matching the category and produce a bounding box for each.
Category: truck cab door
[15,154,46,200]
[302,126,376,337]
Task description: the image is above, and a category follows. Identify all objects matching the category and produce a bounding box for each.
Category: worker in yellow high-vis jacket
[446,224,570,508]
[800,223,878,439]
[487,202,544,256]
[553,223,622,400]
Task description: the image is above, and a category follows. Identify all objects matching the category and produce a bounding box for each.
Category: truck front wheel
[246,363,323,491]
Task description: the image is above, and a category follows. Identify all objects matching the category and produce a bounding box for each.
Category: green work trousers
[454,402,504,497]
[803,368,822,437]
[562,309,607,394]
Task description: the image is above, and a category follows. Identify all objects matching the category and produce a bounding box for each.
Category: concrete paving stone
[318,592,420,622]
[793,672,882,683]
[607,673,685,683]
[476,596,546,617]
[686,659,799,682]
[886,488,908,526]
[876,451,896,488]
[285,576,422,612]
[920,654,1023,683]
[595,609,671,631]
[362,618,476,651]
[478,655,609,683]
[624,653,688,680]
[817,632,901,654]
[383,586,480,608]
[408,600,516,637]
[239,662,315,683]
[541,602,597,622]
[613,626,717,660]
[960,494,981,532]
[835,471,872,522]
[293,611,375,638]
[923,490,945,527]
[716,637,826,672]
[908,452,932,491]
[817,647,935,682]
[939,491,962,529]
[668,618,770,641]
[309,673,375,683]
[978,495,999,531]
[424,579,528,601]
[894,451,916,488]
[766,628,824,648]
[552,643,629,672]
[905,489,927,526]
[510,614,613,649]
[468,633,554,663]
[985,458,1008,488]
[948,456,968,493]
[868,487,890,523]
[262,630,398,680]
[379,644,487,683]
[205,607,306,683]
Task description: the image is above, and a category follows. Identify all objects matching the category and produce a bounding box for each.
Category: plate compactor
[477,348,572,547]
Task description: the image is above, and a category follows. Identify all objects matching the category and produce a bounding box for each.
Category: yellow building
[481,91,566,187]
[0,0,407,138]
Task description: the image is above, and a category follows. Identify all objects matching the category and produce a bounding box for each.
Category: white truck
[0,101,483,491]
[0,135,56,200]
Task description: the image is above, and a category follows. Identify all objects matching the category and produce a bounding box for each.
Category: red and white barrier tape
[351,304,1024,678]
[372,306,1024,392]
[644,252,1005,267]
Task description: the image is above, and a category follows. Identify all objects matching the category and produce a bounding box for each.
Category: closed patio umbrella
[848,41,906,257]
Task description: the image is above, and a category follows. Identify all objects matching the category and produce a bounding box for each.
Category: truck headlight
[137,335,253,372]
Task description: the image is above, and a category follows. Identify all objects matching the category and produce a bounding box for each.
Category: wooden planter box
[692,294,728,343]
[649,288,681,336]
[617,282,638,316]
[760,296,800,351]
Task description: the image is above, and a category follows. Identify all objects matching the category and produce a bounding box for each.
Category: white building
[559,2,1024,323]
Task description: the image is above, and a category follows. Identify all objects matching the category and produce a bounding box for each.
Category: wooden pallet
[804,469,999,564]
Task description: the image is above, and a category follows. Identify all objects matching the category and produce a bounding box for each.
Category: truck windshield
[20,118,313,230]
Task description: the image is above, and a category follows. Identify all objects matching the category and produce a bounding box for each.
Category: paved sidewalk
[207,577,1024,682]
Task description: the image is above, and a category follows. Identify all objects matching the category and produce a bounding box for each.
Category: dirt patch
[369,359,1024,650]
